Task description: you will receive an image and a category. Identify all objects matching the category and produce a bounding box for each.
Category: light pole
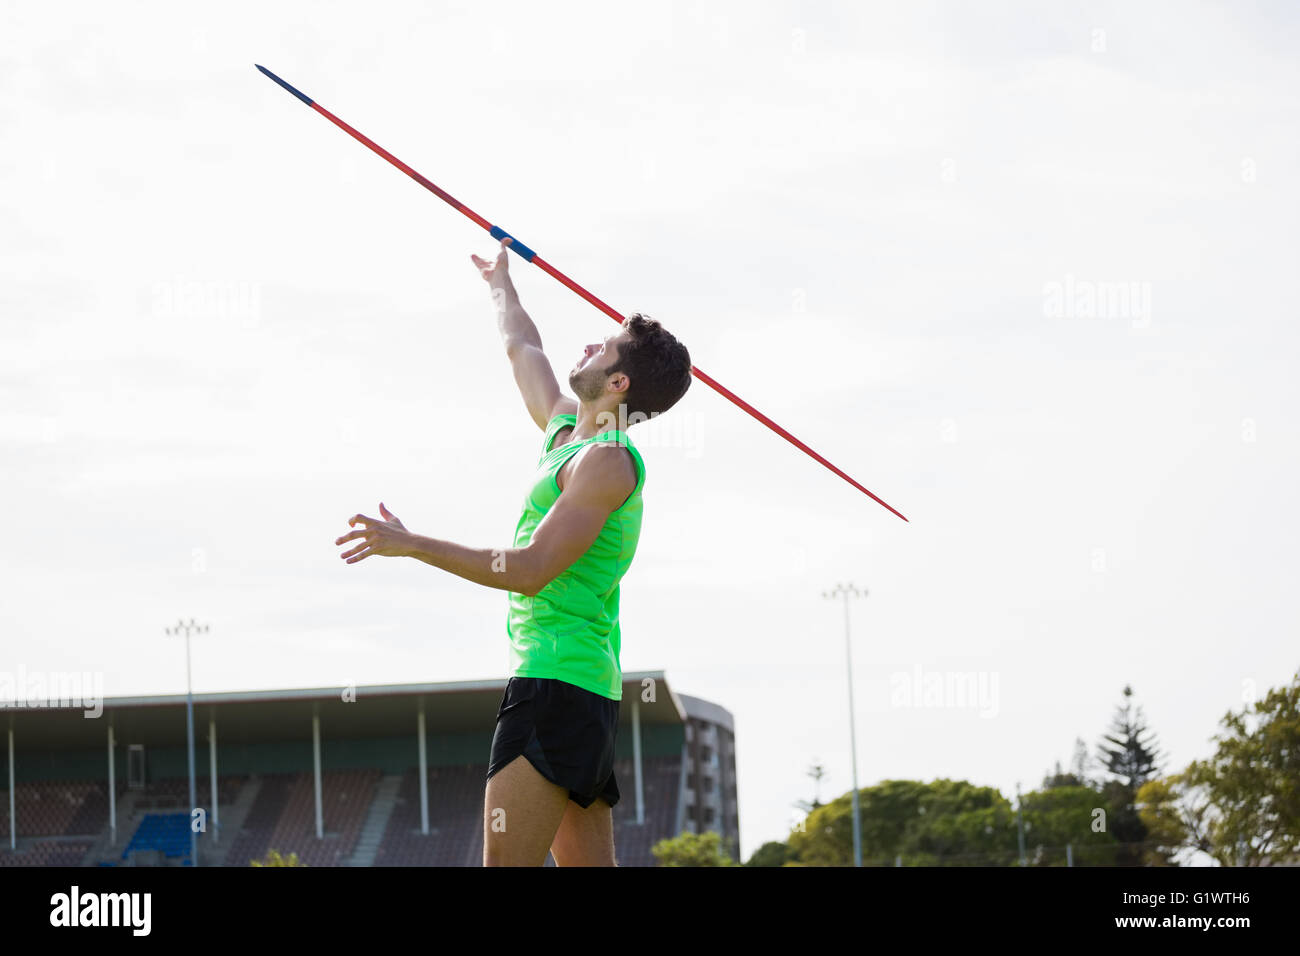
[823,583,865,867]
[1016,781,1027,866]
[165,618,207,867]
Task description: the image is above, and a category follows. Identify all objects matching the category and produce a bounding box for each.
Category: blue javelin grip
[489,226,537,262]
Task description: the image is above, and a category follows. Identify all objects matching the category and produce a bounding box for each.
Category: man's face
[568,331,626,400]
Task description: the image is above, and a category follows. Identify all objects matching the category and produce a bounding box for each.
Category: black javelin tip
[255,64,314,107]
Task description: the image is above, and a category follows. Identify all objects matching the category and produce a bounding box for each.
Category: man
[333,238,692,866]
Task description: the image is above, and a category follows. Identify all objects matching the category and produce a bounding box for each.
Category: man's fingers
[344,547,372,564]
[341,542,369,560]
[335,529,367,545]
[350,513,377,527]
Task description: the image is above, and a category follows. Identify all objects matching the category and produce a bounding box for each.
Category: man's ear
[607,372,630,394]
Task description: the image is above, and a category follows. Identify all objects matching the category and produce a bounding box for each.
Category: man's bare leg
[549,797,617,867]
[483,754,570,866]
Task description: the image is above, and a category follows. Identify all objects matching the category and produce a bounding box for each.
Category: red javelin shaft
[255,65,907,522]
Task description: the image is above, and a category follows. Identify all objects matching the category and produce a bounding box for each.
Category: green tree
[1041,759,1085,790]
[1039,737,1094,790]
[1098,685,1163,788]
[1139,672,1300,866]
[1020,784,1120,866]
[787,779,1019,866]
[250,848,305,867]
[651,830,740,867]
[745,840,791,867]
[1096,685,1163,865]
[1134,776,1187,866]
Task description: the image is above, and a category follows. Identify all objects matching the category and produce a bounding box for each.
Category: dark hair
[606,313,692,420]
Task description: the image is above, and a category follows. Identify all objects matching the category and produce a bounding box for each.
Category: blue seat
[122,812,193,865]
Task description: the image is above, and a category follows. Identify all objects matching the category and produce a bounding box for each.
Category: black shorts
[487,676,621,810]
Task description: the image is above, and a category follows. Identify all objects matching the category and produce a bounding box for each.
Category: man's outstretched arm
[471,238,577,430]
[334,448,634,595]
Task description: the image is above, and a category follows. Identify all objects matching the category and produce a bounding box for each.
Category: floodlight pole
[166,618,208,867]
[823,583,865,867]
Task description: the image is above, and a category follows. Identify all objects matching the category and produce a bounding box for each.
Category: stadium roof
[1,671,691,751]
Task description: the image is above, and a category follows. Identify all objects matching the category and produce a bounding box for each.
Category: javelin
[254,64,907,522]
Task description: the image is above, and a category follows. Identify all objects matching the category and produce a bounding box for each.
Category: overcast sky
[3,0,1298,862]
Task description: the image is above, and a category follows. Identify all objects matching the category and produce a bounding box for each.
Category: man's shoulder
[574,442,640,500]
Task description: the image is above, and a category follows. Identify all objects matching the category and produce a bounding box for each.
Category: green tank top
[505,413,646,700]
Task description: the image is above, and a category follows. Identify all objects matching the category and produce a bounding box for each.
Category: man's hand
[335,502,414,564]
[470,237,513,290]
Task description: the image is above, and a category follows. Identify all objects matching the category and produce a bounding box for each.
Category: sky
[2,0,1298,863]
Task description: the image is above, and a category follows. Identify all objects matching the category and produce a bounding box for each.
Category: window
[701,745,712,762]
[703,807,715,824]
[704,776,714,794]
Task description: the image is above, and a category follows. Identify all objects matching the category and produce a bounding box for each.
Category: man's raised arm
[470,238,577,430]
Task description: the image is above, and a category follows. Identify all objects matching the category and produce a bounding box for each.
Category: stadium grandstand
[0,672,737,867]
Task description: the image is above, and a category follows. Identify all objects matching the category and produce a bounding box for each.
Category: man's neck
[568,403,621,443]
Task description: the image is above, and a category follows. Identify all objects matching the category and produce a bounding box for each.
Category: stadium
[0,674,738,867]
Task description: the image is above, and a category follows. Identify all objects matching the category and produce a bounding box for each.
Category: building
[0,672,737,867]
[677,693,740,862]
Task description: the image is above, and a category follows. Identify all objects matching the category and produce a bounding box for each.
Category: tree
[651,830,740,867]
[1098,685,1163,790]
[1138,671,1300,866]
[1133,776,1188,866]
[792,761,827,816]
[1019,785,1120,866]
[1041,736,1095,790]
[250,848,305,867]
[1096,685,1163,865]
[787,779,1019,866]
[1071,737,1093,787]
[1041,759,1084,790]
[745,841,791,867]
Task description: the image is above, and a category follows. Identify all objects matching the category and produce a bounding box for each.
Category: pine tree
[808,762,825,809]
[1099,685,1162,789]
[792,761,827,816]
[1097,685,1163,865]
[1044,736,1100,790]
[1071,736,1092,787]
[1041,759,1083,789]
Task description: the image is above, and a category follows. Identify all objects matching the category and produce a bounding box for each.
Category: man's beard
[568,364,607,401]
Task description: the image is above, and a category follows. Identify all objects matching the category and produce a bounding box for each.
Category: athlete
[333,238,692,866]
